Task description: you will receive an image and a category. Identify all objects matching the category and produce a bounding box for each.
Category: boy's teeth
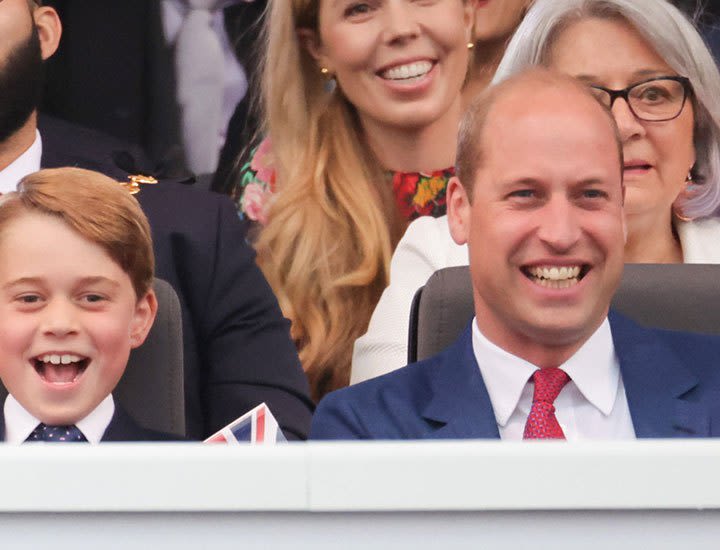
[41,354,82,364]
[382,61,432,81]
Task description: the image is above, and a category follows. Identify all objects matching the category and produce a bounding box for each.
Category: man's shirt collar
[0,130,42,194]
[472,317,619,428]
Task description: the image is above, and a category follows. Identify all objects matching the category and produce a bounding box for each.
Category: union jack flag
[204,403,286,444]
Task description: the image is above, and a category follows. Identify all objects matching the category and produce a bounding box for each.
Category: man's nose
[611,97,646,143]
[537,198,581,252]
[382,1,421,44]
[41,300,80,337]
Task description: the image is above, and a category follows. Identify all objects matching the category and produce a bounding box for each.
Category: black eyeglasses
[589,76,692,122]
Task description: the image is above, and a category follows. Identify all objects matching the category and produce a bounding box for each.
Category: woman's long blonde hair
[255,0,404,400]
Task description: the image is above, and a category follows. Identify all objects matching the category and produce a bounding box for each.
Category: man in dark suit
[40,0,266,180]
[311,69,720,441]
[0,0,312,440]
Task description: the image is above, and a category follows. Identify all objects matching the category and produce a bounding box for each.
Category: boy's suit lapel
[610,312,708,437]
[420,326,501,439]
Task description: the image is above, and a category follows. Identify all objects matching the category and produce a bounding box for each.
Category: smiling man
[311,69,720,441]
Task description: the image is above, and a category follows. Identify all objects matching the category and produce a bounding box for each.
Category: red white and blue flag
[204,403,286,444]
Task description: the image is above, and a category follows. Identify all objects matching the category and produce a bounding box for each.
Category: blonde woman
[233,0,474,400]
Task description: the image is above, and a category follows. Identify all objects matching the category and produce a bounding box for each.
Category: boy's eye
[344,1,373,17]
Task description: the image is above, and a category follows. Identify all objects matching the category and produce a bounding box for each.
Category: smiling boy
[0,167,177,442]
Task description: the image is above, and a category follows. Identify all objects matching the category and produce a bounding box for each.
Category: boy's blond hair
[0,167,154,298]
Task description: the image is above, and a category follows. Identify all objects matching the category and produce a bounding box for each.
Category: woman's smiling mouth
[378,60,435,83]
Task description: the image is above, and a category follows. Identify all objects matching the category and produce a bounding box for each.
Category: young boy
[0,167,178,442]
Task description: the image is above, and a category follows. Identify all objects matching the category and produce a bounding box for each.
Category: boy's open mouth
[33,354,89,384]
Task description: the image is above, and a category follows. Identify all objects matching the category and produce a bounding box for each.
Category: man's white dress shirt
[472,317,637,440]
[0,131,41,194]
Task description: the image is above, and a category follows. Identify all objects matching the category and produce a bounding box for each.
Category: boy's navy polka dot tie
[523,368,570,439]
[26,424,87,443]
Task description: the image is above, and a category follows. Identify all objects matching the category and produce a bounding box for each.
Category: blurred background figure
[672,0,720,62]
[463,0,533,105]
[40,0,266,178]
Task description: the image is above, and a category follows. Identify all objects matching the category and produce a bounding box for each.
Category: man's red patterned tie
[523,368,570,439]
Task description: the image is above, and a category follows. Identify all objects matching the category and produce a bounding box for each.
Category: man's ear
[129,289,158,350]
[297,27,332,73]
[33,6,62,61]
[447,176,472,246]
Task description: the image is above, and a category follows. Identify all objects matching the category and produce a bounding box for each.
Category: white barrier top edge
[0,439,718,512]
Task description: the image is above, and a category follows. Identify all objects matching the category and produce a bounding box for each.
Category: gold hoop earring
[673,204,694,222]
[673,171,697,222]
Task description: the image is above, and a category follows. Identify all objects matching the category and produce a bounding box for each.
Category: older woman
[351,0,720,383]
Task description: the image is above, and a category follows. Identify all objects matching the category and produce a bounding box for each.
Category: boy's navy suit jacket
[311,311,720,440]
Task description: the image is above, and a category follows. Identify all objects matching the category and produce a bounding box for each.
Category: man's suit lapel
[420,326,501,439]
[610,311,707,437]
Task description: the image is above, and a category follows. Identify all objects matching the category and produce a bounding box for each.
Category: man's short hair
[0,167,154,298]
[455,68,624,201]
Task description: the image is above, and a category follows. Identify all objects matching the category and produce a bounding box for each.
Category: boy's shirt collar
[4,393,115,444]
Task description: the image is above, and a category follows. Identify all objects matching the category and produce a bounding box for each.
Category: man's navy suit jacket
[0,402,182,442]
[311,312,720,440]
[37,115,313,441]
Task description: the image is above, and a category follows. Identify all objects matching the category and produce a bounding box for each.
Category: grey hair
[494,0,720,219]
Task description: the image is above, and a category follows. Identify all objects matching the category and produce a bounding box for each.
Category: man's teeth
[40,354,83,365]
[381,61,432,81]
[527,266,582,288]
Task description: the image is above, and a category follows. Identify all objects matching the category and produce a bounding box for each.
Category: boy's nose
[41,300,80,336]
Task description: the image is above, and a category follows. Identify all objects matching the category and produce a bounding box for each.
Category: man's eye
[82,294,106,303]
[582,189,608,199]
[508,189,536,199]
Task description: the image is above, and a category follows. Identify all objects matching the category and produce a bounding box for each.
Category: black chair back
[409,264,720,363]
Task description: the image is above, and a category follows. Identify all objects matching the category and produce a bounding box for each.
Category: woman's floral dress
[237,137,453,226]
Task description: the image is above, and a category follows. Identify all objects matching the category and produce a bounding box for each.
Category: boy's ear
[129,289,158,349]
[33,6,62,61]
[297,27,332,73]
